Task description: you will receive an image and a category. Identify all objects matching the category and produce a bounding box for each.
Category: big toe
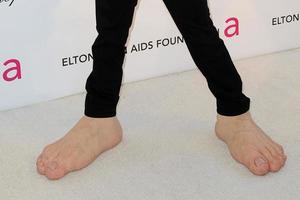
[248,155,270,176]
[45,161,67,180]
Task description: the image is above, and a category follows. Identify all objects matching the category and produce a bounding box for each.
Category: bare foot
[36,115,122,180]
[215,111,287,176]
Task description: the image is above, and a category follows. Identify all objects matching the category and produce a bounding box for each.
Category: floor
[1,48,300,200]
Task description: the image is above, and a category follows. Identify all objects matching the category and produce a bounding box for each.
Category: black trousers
[84,0,251,118]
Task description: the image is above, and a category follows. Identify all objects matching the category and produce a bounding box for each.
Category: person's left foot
[215,111,287,176]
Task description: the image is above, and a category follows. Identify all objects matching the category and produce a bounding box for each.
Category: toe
[46,167,66,180]
[263,134,286,158]
[36,154,42,166]
[269,155,284,172]
[241,149,269,176]
[36,155,46,175]
[41,154,49,163]
[249,155,269,176]
[45,161,66,180]
[48,161,59,170]
[260,147,283,172]
[41,144,61,162]
[273,143,287,158]
[266,144,286,165]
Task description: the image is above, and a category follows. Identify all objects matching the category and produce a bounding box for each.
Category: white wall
[0,0,299,111]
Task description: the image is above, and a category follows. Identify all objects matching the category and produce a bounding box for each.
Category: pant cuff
[84,92,118,118]
[216,94,251,116]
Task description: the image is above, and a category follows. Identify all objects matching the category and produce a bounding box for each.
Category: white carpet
[1,48,300,200]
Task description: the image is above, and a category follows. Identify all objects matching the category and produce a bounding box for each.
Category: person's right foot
[36,115,123,180]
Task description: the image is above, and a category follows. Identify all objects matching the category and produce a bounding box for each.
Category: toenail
[255,157,267,166]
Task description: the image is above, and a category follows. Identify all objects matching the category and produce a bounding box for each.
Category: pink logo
[2,59,22,82]
[224,17,239,37]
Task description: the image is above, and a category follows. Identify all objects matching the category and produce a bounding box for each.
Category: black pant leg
[84,0,138,117]
[162,0,250,116]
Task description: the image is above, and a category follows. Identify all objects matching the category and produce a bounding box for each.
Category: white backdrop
[0,0,299,111]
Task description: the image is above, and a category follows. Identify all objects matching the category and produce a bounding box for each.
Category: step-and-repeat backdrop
[1,0,299,111]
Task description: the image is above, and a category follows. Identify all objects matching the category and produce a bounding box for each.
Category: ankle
[216,111,252,122]
[215,121,236,143]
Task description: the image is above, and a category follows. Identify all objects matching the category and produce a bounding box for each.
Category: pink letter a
[3,59,22,82]
[224,17,239,38]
